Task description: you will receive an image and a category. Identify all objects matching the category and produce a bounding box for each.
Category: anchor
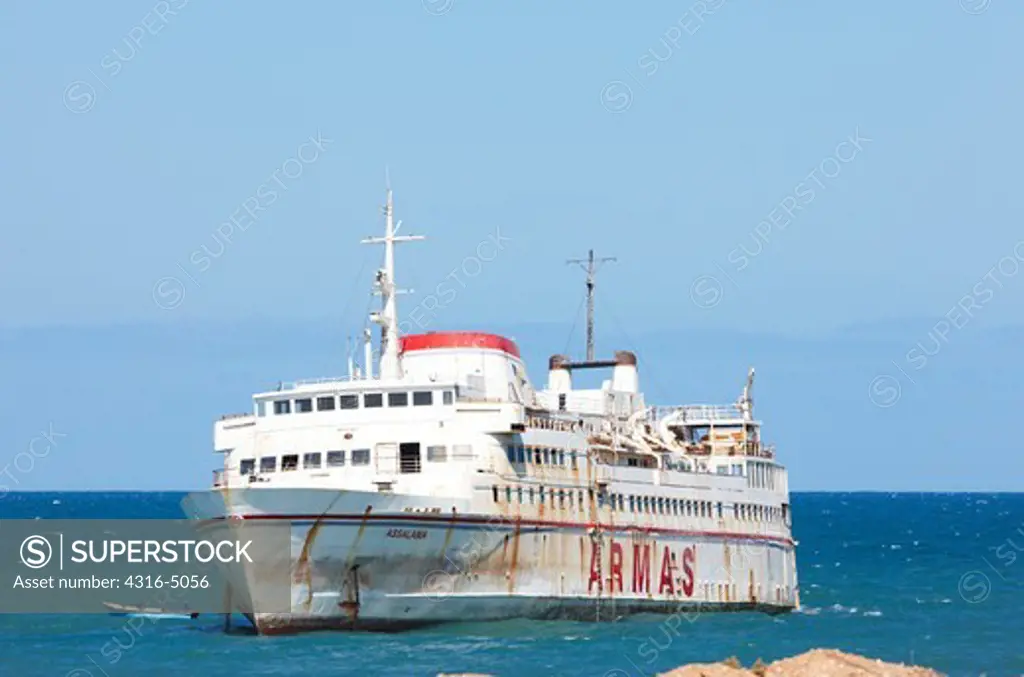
[338,565,361,628]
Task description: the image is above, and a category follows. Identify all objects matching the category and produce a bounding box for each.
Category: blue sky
[1,1,1022,491]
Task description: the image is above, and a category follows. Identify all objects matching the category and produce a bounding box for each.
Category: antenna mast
[361,180,424,380]
[567,249,616,361]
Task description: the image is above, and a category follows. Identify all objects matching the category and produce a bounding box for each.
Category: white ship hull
[188,486,797,633]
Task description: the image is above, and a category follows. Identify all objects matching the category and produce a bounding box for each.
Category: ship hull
[186,488,798,634]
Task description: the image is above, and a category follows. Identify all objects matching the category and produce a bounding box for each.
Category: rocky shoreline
[439,648,944,677]
[657,649,942,676]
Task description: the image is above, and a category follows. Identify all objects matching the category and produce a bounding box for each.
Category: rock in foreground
[659,649,943,677]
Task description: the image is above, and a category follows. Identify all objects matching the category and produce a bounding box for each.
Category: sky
[1,1,1022,491]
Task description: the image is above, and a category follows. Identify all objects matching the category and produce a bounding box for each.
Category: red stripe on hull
[219,512,794,547]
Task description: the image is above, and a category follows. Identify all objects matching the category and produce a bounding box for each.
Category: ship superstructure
[190,189,799,633]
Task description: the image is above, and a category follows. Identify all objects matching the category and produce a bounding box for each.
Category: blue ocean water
[0,493,1020,677]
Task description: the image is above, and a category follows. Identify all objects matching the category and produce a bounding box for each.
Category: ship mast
[362,184,423,380]
[567,249,616,361]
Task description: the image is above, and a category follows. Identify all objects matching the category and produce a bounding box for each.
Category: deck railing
[285,376,358,388]
[652,404,747,423]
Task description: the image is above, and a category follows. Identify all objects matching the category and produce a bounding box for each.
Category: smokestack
[611,351,638,393]
[547,354,572,392]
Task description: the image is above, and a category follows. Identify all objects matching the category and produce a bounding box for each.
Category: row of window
[736,503,783,522]
[492,485,720,517]
[259,390,455,417]
[240,449,371,474]
[747,460,778,490]
[506,445,576,468]
[505,445,660,470]
[491,485,785,523]
[525,415,599,433]
[237,444,459,475]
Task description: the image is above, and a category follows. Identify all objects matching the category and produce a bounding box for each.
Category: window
[518,487,524,503]
[364,393,383,408]
[427,445,447,462]
[529,487,535,503]
[543,449,551,465]
[295,398,313,413]
[533,448,541,464]
[352,448,370,465]
[388,392,409,407]
[412,391,433,406]
[339,394,359,409]
[282,454,298,471]
[303,452,321,469]
[327,451,346,467]
[453,444,472,459]
[442,390,454,405]
[506,445,515,463]
[516,446,526,463]
[259,456,276,473]
[273,400,291,415]
[492,486,499,502]
[506,486,512,502]
[539,486,545,503]
[629,495,636,512]
[256,401,266,417]
[558,450,565,466]
[239,459,255,475]
[316,396,335,411]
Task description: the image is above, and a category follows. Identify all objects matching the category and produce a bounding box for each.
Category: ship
[185,188,799,634]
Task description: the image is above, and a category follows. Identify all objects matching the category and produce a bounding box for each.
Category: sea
[0,492,1019,677]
